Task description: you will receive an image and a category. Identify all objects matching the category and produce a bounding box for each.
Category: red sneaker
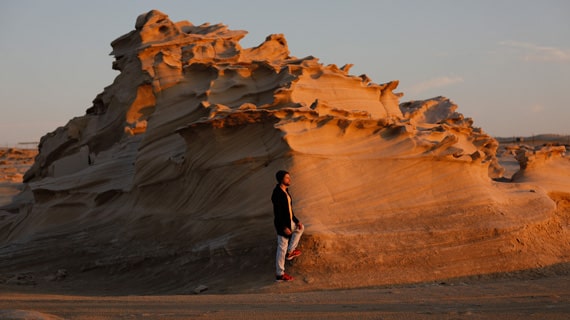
[276,273,294,282]
[286,249,301,261]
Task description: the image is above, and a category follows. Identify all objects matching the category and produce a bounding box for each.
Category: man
[271,170,304,282]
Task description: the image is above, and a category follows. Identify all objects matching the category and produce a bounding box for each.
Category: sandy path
[1,276,569,320]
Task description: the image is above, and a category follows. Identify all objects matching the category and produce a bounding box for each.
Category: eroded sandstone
[1,10,568,293]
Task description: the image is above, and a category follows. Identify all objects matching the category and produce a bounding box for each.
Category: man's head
[275,170,291,186]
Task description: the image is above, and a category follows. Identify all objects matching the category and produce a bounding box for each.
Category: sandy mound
[0,10,568,294]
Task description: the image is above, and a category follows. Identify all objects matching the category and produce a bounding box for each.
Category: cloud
[499,40,570,62]
[408,76,464,95]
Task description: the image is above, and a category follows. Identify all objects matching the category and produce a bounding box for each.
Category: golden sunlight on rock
[0,11,568,301]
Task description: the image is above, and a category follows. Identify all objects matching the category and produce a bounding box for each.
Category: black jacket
[271,184,299,237]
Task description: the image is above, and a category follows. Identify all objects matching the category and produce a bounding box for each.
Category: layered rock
[0,148,37,208]
[515,145,567,170]
[512,145,570,193]
[0,148,37,184]
[1,10,568,293]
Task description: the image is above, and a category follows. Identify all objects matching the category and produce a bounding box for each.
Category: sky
[1,0,569,146]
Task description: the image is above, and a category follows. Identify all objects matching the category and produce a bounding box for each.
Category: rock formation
[0,148,37,184]
[512,145,570,192]
[0,10,568,293]
[0,148,37,207]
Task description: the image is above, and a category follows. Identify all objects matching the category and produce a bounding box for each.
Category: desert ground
[0,274,569,319]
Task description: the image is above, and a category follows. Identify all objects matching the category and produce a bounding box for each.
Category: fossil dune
[0,11,568,300]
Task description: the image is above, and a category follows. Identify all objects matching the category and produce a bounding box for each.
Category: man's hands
[284,222,303,236]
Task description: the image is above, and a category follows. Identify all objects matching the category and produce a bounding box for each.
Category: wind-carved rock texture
[513,145,570,193]
[1,10,568,293]
[0,148,37,208]
[515,145,567,170]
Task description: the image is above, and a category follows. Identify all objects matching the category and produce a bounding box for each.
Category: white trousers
[276,223,304,276]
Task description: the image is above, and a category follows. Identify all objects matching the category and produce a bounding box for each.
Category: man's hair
[275,170,289,183]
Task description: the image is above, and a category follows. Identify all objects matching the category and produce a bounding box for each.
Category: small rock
[46,269,68,281]
[193,284,208,294]
[6,274,36,286]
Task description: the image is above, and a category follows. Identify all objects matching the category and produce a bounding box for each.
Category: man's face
[282,173,291,186]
